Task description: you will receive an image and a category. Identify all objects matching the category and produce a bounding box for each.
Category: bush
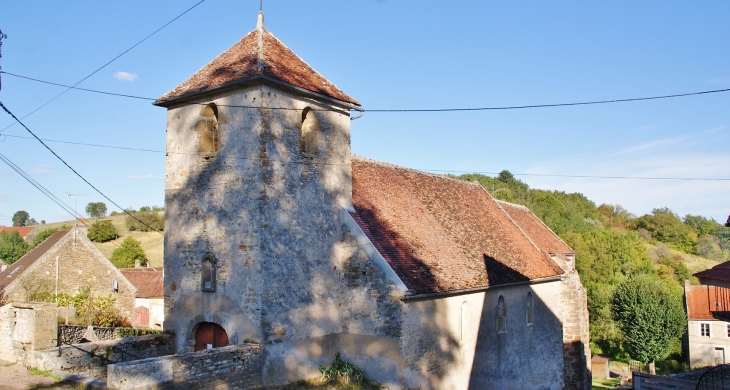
[126,211,164,232]
[87,220,118,243]
[111,236,147,268]
[31,228,59,248]
[116,328,164,338]
[0,230,30,264]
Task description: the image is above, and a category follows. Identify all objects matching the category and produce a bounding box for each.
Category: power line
[0,151,82,221]
[3,70,730,114]
[3,131,729,182]
[0,0,206,133]
[0,100,163,235]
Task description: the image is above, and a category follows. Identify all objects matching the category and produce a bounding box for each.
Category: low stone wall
[107,344,263,390]
[31,333,175,380]
[58,325,118,345]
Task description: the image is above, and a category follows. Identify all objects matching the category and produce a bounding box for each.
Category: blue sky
[0,1,728,226]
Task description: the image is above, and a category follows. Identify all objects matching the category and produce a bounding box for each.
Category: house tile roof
[120,267,164,299]
[155,14,359,107]
[685,284,730,321]
[0,230,69,291]
[496,200,575,255]
[350,156,564,295]
[1,226,37,238]
[694,261,730,283]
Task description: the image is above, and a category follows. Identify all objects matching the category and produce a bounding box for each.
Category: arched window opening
[300,107,320,155]
[201,253,217,292]
[195,103,220,156]
[461,301,469,341]
[194,322,228,351]
[497,295,506,333]
[526,292,534,326]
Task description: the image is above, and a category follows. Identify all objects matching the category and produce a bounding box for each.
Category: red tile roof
[120,267,164,299]
[685,284,730,321]
[496,201,575,255]
[0,230,69,291]
[694,261,730,283]
[350,157,564,295]
[1,226,37,238]
[155,18,359,107]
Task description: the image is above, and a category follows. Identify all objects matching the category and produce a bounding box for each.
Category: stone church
[154,11,590,390]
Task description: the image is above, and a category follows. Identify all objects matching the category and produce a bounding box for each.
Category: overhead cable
[2,70,730,114]
[0,0,206,133]
[0,100,163,235]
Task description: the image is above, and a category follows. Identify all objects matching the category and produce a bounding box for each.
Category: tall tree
[11,210,31,227]
[85,202,108,219]
[611,275,685,372]
[111,236,147,268]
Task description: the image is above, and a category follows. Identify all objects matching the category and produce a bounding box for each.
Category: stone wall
[107,344,262,390]
[560,270,592,389]
[58,325,121,345]
[2,227,136,324]
[0,302,58,365]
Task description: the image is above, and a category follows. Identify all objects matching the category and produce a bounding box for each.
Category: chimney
[134,259,141,268]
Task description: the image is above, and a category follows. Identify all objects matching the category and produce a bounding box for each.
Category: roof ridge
[351,155,483,188]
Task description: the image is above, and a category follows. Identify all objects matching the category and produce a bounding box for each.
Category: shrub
[111,236,147,268]
[87,220,118,243]
[31,228,59,248]
[126,211,164,232]
[116,328,164,338]
[0,230,30,264]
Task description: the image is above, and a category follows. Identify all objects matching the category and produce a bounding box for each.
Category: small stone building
[0,226,136,324]
[120,266,164,329]
[156,11,590,390]
[684,282,730,369]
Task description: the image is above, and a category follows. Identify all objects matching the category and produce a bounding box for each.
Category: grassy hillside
[38,214,163,267]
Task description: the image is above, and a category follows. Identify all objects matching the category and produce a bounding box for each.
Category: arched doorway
[194,322,229,351]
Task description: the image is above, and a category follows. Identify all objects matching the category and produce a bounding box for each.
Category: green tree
[12,210,31,227]
[0,230,30,264]
[87,220,118,243]
[85,202,108,219]
[126,210,164,232]
[111,236,147,268]
[632,207,697,252]
[611,275,686,369]
[31,228,60,248]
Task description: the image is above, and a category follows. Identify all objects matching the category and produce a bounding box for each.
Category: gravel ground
[0,359,104,390]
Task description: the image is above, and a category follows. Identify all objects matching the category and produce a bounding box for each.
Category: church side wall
[401,281,566,390]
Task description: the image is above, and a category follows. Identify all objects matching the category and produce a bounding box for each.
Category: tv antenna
[66,192,88,244]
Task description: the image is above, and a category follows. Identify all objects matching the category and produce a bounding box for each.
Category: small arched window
[300,107,320,155]
[461,301,469,341]
[195,103,220,156]
[497,295,506,333]
[526,292,534,326]
[201,253,217,292]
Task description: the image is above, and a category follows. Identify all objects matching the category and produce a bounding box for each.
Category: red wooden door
[135,306,149,328]
[194,322,228,351]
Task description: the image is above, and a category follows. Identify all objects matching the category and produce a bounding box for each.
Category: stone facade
[107,344,262,390]
[0,226,136,323]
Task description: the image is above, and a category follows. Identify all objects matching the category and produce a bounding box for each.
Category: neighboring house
[156,11,590,390]
[694,261,730,289]
[120,266,164,329]
[0,226,136,324]
[0,226,40,244]
[684,281,730,369]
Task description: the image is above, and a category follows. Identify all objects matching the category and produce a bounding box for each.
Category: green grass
[592,377,620,389]
[28,367,61,381]
[3,362,16,367]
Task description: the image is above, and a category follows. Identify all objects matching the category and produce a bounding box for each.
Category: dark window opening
[201,253,217,292]
[497,295,506,333]
[300,107,320,155]
[526,292,534,326]
[195,103,220,157]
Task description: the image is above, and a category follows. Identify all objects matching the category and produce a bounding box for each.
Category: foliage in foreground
[111,236,147,268]
[611,274,686,365]
[87,220,118,243]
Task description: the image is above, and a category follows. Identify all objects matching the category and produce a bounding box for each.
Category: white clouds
[113,71,138,81]
[127,174,157,180]
[0,193,11,202]
[31,164,54,174]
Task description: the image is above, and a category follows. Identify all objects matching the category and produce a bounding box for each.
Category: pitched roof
[155,13,359,107]
[496,200,575,255]
[350,157,564,295]
[120,267,164,299]
[685,284,730,321]
[0,230,69,291]
[1,226,37,238]
[694,261,730,283]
